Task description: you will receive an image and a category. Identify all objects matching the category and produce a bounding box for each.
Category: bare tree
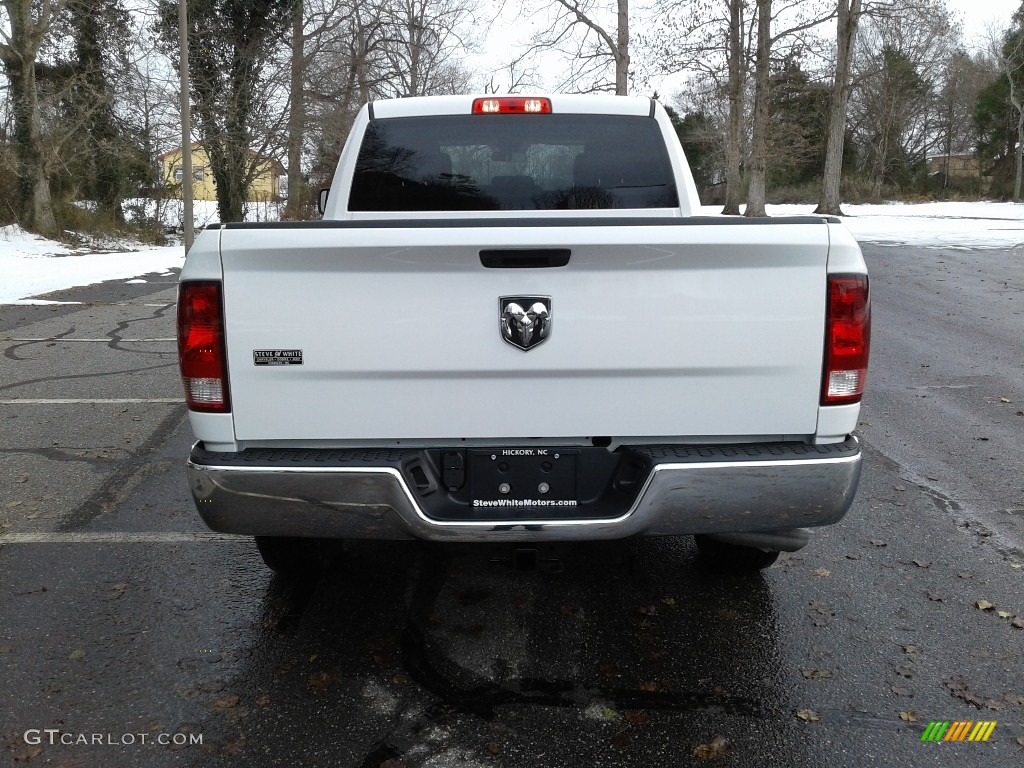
[0,0,65,236]
[294,0,475,196]
[111,7,184,231]
[283,0,361,218]
[933,49,994,191]
[301,0,390,183]
[657,0,834,214]
[648,3,735,204]
[482,59,541,94]
[815,0,862,215]
[849,0,955,195]
[378,0,475,98]
[744,0,771,216]
[723,0,747,214]
[743,0,835,216]
[522,0,630,95]
[285,1,306,218]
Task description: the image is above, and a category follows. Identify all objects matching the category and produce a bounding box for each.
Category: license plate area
[469,449,578,512]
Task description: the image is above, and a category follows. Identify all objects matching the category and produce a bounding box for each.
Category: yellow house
[159,143,286,201]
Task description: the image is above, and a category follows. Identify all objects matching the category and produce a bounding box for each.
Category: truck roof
[370,94,655,120]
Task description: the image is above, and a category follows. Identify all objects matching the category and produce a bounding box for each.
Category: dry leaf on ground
[693,735,730,760]
[800,669,834,680]
[624,711,651,726]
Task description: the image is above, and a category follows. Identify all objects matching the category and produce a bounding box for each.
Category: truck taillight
[822,275,870,405]
[472,97,552,114]
[177,281,230,413]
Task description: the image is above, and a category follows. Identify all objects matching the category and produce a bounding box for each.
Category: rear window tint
[349,114,678,211]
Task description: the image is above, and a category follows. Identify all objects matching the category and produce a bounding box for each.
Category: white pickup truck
[177,94,870,575]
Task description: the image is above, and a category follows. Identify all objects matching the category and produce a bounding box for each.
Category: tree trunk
[872,113,889,196]
[744,0,771,217]
[285,1,305,219]
[407,8,420,96]
[723,0,744,215]
[1015,111,1023,202]
[2,0,59,237]
[616,0,629,95]
[1013,91,1024,201]
[815,0,862,216]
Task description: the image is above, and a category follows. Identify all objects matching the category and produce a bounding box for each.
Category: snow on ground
[0,225,184,305]
[1,201,1022,304]
[776,201,1024,250]
[700,201,1024,250]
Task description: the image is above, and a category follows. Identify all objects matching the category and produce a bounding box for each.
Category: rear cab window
[349,114,679,212]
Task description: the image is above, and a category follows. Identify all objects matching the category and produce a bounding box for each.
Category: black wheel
[694,534,780,573]
[255,536,321,578]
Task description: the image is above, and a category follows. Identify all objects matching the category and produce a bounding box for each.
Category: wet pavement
[1,244,1022,767]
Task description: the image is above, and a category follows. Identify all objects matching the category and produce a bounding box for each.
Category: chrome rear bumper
[187,439,862,545]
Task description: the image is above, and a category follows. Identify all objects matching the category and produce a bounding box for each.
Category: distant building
[158,144,286,201]
[926,151,990,192]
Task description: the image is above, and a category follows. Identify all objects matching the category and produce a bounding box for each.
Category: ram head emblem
[499,296,552,351]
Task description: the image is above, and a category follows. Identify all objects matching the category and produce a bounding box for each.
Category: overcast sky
[945,0,1020,48]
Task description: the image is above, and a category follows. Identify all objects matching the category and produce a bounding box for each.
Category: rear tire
[694,534,780,573]
[255,536,321,578]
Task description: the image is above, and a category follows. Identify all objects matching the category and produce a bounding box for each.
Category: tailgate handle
[480,249,570,268]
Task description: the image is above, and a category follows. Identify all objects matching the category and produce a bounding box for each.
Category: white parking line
[1,338,176,342]
[0,398,184,404]
[0,532,244,544]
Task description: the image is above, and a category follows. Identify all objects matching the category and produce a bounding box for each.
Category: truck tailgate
[219,220,830,442]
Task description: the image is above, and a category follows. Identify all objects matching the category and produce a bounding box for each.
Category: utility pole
[179,0,194,251]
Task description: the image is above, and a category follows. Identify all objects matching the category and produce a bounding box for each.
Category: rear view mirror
[318,188,329,215]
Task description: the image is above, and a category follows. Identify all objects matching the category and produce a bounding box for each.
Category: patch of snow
[0,224,184,303]
[699,201,1024,248]
[4,300,84,306]
[125,279,148,284]
[0,224,75,257]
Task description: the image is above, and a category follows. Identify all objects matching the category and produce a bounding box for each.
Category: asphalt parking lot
[1,241,1022,767]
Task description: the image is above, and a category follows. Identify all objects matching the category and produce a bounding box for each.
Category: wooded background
[2,0,1023,239]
